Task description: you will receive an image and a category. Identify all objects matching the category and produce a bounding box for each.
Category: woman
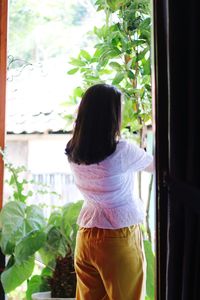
[65,83,154,300]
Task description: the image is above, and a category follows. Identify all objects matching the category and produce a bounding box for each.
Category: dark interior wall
[154,0,200,299]
[169,1,200,184]
[167,1,200,299]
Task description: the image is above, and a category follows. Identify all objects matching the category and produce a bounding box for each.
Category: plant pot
[32,291,75,300]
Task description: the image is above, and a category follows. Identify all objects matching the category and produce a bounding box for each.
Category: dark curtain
[154,0,200,299]
[167,1,200,299]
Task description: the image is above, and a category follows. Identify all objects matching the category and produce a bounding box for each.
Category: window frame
[0,1,8,299]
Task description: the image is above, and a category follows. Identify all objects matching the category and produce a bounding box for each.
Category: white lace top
[69,139,153,229]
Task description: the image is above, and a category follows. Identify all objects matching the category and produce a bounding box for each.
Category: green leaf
[1,256,35,293]
[0,239,15,255]
[106,0,123,11]
[27,268,52,296]
[0,202,46,254]
[38,247,54,267]
[80,50,91,61]
[140,30,151,43]
[26,275,42,300]
[98,55,109,67]
[15,230,46,263]
[94,25,108,39]
[69,58,86,67]
[144,240,155,299]
[41,266,52,277]
[85,74,100,82]
[107,48,121,58]
[6,255,15,269]
[0,201,25,253]
[140,17,151,29]
[62,201,83,250]
[109,61,123,71]
[143,59,151,75]
[93,48,104,60]
[46,227,63,250]
[128,70,135,79]
[62,201,83,230]
[42,226,67,260]
[40,271,52,292]
[48,211,62,227]
[73,86,83,98]
[137,48,149,61]
[95,0,106,11]
[132,39,147,47]
[67,68,79,75]
[112,72,124,85]
[98,69,113,75]
[25,205,46,232]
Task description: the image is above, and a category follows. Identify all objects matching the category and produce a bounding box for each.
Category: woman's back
[69,139,152,228]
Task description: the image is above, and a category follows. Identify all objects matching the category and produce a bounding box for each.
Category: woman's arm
[144,159,154,173]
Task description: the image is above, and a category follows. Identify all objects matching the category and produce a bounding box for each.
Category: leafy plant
[144,240,155,299]
[0,199,46,293]
[67,0,151,135]
[26,201,83,299]
[45,201,83,298]
[0,149,83,298]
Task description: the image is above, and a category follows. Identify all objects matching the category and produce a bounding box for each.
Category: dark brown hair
[65,83,122,164]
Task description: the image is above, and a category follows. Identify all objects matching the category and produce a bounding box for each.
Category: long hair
[65,83,122,164]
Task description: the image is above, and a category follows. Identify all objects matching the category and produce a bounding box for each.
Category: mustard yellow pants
[75,225,146,300]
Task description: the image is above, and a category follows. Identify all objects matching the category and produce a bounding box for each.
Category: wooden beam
[0,0,8,209]
[0,1,8,298]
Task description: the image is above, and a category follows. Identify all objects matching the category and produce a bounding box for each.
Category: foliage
[26,201,83,299]
[0,201,46,293]
[0,150,83,297]
[144,240,155,299]
[0,150,47,293]
[9,0,95,64]
[67,0,152,134]
[39,201,83,268]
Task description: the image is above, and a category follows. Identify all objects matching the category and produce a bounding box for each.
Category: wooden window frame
[0,1,8,299]
[0,0,7,208]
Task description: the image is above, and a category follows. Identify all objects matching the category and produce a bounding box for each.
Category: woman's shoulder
[69,139,129,170]
[104,138,128,160]
[117,138,134,151]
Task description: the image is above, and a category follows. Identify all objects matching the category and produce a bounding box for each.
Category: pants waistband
[77,225,140,239]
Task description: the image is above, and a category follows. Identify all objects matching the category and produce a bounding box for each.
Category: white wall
[27,134,70,173]
[5,133,82,205]
[6,134,71,173]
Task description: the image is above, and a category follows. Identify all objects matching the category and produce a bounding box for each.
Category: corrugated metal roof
[6,111,70,134]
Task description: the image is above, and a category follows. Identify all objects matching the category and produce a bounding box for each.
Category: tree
[8,0,95,64]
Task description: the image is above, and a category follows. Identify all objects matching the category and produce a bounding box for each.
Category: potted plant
[0,150,82,299]
[30,252,76,300]
[31,250,76,300]
[0,152,48,296]
[30,201,83,300]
